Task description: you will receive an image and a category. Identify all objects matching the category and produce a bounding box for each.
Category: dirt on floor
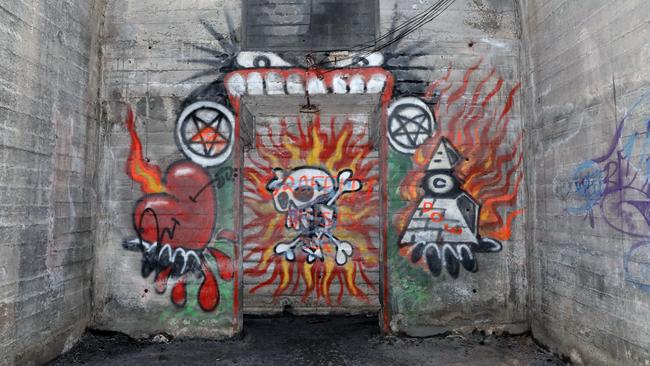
[49,316,566,366]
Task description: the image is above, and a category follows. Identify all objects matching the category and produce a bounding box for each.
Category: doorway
[239,95,383,315]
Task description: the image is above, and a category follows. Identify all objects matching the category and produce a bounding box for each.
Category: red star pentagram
[189,112,229,156]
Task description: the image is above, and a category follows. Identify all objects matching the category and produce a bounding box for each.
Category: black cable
[314,0,456,68]
[346,1,447,51]
[364,0,454,52]
[309,2,442,55]
[373,0,455,52]
[313,0,456,73]
[311,2,438,60]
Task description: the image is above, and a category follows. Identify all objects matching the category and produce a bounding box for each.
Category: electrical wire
[345,2,446,51]
[312,0,457,71]
[355,0,455,52]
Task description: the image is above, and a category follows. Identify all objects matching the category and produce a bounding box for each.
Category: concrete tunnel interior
[1,0,649,365]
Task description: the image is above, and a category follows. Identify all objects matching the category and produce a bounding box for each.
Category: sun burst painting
[243,115,380,305]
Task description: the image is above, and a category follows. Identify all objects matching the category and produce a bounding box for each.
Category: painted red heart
[133,160,216,251]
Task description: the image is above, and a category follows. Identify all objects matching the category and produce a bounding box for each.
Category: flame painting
[397,59,524,260]
[124,106,234,312]
[243,116,379,305]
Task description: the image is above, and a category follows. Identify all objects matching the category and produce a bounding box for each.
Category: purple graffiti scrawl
[555,91,650,292]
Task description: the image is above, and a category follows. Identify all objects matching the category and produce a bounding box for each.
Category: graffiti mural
[122,107,235,312]
[387,97,436,154]
[175,101,234,167]
[243,116,383,305]
[398,138,503,277]
[391,58,524,278]
[267,167,362,265]
[554,91,650,291]
[118,16,397,312]
[213,33,394,306]
[118,8,525,320]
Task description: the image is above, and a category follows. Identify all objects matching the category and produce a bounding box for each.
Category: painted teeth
[332,75,347,94]
[349,75,365,94]
[367,73,387,93]
[266,72,284,95]
[226,71,389,97]
[124,238,202,276]
[246,72,264,95]
[307,77,326,94]
[158,244,202,275]
[286,74,304,95]
[227,73,246,97]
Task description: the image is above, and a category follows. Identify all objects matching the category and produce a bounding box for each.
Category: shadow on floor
[50,315,565,366]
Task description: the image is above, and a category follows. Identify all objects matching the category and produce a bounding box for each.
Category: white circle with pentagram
[175,101,235,167]
[387,97,436,154]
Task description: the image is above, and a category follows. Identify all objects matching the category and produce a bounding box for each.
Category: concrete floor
[50,316,566,366]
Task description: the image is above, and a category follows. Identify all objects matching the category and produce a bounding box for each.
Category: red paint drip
[198,263,219,312]
[208,248,234,281]
[171,277,187,307]
[154,267,172,294]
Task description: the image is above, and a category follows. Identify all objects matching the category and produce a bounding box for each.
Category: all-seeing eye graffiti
[267,167,362,265]
[398,138,502,277]
[392,58,524,281]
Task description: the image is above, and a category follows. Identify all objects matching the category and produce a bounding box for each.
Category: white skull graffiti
[267,167,336,212]
[266,167,362,265]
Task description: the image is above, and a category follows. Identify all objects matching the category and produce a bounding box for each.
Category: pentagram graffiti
[175,101,235,167]
[387,97,435,154]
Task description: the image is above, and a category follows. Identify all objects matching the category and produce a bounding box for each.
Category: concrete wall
[519,0,650,364]
[384,0,527,336]
[242,0,378,51]
[7,0,649,364]
[93,0,527,340]
[92,0,241,339]
[0,1,105,365]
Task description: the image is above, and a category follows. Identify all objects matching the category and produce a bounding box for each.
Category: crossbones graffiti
[266,167,362,265]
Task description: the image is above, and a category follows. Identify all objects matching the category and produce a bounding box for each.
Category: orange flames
[243,116,379,304]
[399,59,524,241]
[125,106,165,194]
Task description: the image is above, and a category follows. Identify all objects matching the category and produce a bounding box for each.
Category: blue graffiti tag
[625,241,650,292]
[561,91,650,292]
[566,160,606,215]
